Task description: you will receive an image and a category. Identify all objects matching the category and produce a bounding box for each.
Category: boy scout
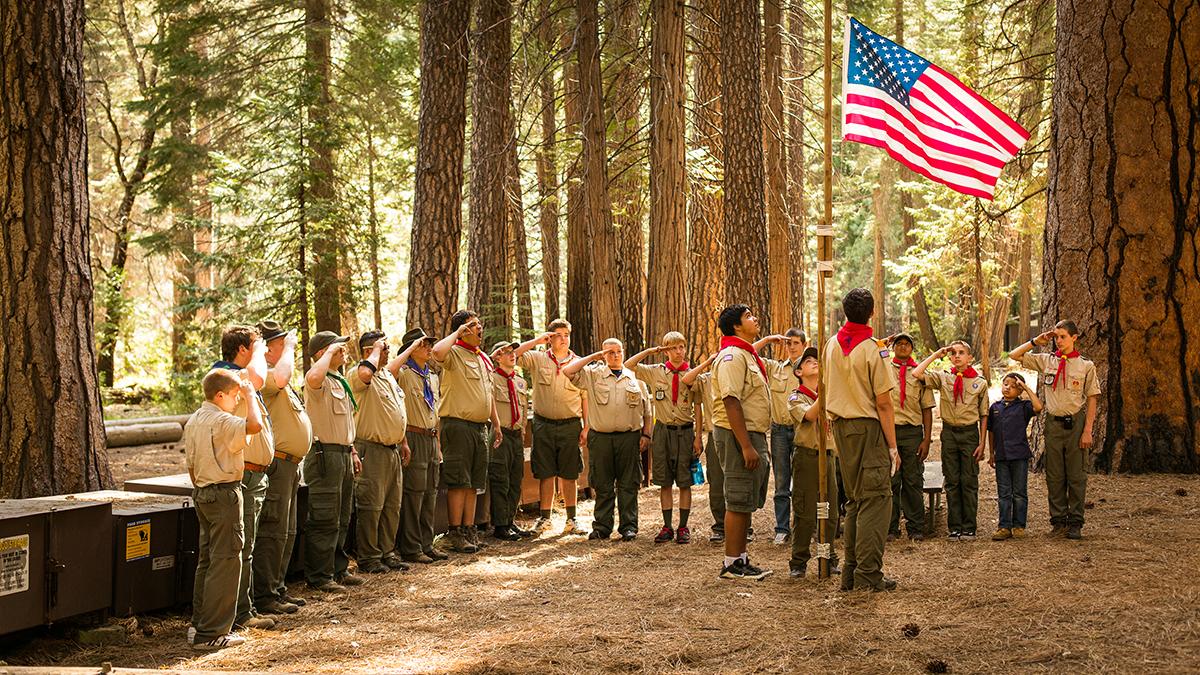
[1009,320,1100,540]
[711,304,772,580]
[514,319,589,534]
[822,289,899,592]
[681,353,724,543]
[885,333,934,540]
[351,330,413,574]
[395,328,449,563]
[303,331,363,593]
[212,326,276,630]
[753,328,808,546]
[185,368,263,650]
[625,332,702,544]
[912,340,990,541]
[786,347,840,578]
[252,321,311,615]
[431,310,504,553]
[563,339,653,540]
[490,340,533,541]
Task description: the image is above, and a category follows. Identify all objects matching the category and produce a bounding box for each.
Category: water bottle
[690,457,705,486]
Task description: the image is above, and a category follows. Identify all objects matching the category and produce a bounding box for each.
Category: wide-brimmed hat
[308,331,349,356]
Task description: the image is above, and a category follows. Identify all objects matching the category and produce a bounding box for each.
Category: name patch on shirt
[722,354,734,361]
[879,349,890,358]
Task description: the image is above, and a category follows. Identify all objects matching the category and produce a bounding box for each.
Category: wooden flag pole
[815,0,835,581]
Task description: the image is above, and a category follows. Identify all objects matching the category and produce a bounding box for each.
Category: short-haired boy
[987,373,1042,540]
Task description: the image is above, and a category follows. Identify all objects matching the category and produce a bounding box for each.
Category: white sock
[724,556,739,567]
[740,553,749,563]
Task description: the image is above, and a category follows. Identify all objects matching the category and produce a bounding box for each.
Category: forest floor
[5,438,1200,673]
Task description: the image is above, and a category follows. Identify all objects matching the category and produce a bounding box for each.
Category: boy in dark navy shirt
[987,373,1043,540]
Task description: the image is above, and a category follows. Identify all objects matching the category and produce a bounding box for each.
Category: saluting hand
[1034,330,1055,347]
[284,331,298,349]
[538,331,555,344]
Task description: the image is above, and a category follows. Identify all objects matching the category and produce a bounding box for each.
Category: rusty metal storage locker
[0,499,114,635]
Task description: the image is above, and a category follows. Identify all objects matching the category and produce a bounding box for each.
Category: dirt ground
[4,431,1199,674]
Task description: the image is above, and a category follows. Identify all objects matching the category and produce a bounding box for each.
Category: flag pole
[815,0,835,581]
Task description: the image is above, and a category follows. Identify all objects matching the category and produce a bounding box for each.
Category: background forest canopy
[88,0,1051,412]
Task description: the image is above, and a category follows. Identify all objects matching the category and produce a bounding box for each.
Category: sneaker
[654,526,675,544]
[335,573,365,587]
[562,518,584,535]
[1066,525,1083,540]
[234,615,276,630]
[187,626,196,645]
[282,594,306,607]
[258,599,299,615]
[587,530,611,541]
[886,531,900,542]
[424,548,450,561]
[1049,525,1069,537]
[774,532,790,546]
[402,552,436,564]
[675,525,691,544]
[719,558,772,580]
[534,516,553,532]
[709,530,725,543]
[619,529,637,541]
[789,565,806,578]
[446,527,478,553]
[513,525,537,539]
[359,560,390,574]
[308,580,347,594]
[494,526,521,542]
[1011,527,1027,539]
[869,577,899,592]
[192,633,246,651]
[960,531,977,541]
[947,531,961,541]
[992,528,1012,541]
[746,527,755,543]
[909,533,926,542]
[741,560,773,580]
[466,527,489,550]
[382,555,411,571]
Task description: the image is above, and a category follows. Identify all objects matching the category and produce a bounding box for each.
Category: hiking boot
[886,531,900,542]
[1066,525,1083,540]
[909,533,926,542]
[947,531,961,541]
[382,554,411,571]
[235,615,276,630]
[513,525,537,539]
[654,526,675,543]
[192,633,246,651]
[282,594,306,607]
[494,526,521,541]
[563,518,584,535]
[258,599,299,615]
[992,528,1012,541]
[960,531,977,541]
[424,548,450,561]
[533,516,553,532]
[1049,525,1069,537]
[676,525,692,544]
[402,552,436,564]
[335,573,365,587]
[187,626,196,645]
[466,527,489,549]
[619,528,637,541]
[359,560,390,574]
[1011,527,1027,539]
[709,529,725,543]
[587,530,610,541]
[308,580,347,594]
[446,527,478,553]
[870,577,899,592]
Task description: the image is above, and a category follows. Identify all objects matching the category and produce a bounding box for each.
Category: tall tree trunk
[468,0,514,343]
[648,0,687,346]
[685,0,724,358]
[762,0,789,334]
[0,0,111,497]
[606,0,646,352]
[1046,0,1199,473]
[535,0,562,322]
[785,4,806,330]
[871,160,893,334]
[576,0,621,343]
[1018,232,1032,338]
[509,144,535,340]
[719,0,769,323]
[170,114,199,374]
[305,0,342,333]
[407,0,470,335]
[367,126,383,329]
[564,21,594,352]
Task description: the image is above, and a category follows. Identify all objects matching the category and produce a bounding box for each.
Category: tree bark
[785,4,806,330]
[0,0,111,497]
[508,141,535,340]
[564,20,594,351]
[305,0,342,334]
[1045,0,1199,473]
[535,0,562,322]
[871,160,893,334]
[468,0,514,343]
[719,0,769,323]
[762,0,789,334]
[407,0,470,335]
[367,126,383,329]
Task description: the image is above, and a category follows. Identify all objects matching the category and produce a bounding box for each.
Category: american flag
[841,17,1030,200]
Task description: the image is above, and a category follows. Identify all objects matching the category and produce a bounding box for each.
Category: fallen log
[104,414,192,428]
[104,422,184,448]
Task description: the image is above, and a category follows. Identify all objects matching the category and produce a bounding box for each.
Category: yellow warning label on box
[0,534,30,597]
[126,519,151,561]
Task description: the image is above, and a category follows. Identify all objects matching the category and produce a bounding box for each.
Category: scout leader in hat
[394,327,449,562]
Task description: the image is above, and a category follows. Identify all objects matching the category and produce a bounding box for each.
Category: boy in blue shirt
[987,373,1043,540]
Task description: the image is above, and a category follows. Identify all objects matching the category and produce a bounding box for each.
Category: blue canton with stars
[846,17,931,107]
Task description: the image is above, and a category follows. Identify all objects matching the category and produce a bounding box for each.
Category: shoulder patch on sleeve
[788,392,800,402]
[722,354,734,362]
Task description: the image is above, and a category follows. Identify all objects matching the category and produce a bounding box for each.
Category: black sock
[663,510,673,528]
[540,509,551,519]
[679,509,690,527]
[567,506,576,520]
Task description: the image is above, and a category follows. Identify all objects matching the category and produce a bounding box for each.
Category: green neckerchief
[326,371,359,412]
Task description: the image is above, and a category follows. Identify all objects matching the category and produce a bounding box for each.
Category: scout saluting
[884,333,934,540]
[785,347,841,578]
[1009,320,1100,540]
[489,341,534,541]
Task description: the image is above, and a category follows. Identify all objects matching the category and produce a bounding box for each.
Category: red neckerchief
[665,360,690,404]
[496,368,519,425]
[951,365,978,404]
[455,340,494,372]
[719,336,767,382]
[836,321,874,356]
[796,384,818,400]
[548,348,576,373]
[893,356,918,406]
[1053,350,1079,391]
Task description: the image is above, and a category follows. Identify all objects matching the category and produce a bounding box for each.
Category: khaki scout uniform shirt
[923,369,990,426]
[262,367,313,458]
[438,345,494,423]
[764,358,801,425]
[397,365,439,430]
[185,402,249,487]
[492,370,530,430]
[822,337,896,421]
[305,372,357,446]
[519,349,585,420]
[786,388,830,450]
[231,381,274,466]
[351,367,407,446]
[891,361,936,427]
[1019,353,1101,416]
[710,346,771,433]
[570,365,651,433]
[634,363,695,426]
[696,373,715,434]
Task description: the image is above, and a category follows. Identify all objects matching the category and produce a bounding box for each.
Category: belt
[316,442,352,452]
[593,429,640,435]
[406,424,438,437]
[273,451,302,464]
[244,462,268,472]
[659,422,694,431]
[358,439,399,451]
[197,480,240,490]
[1053,414,1080,425]
[945,423,977,431]
[501,427,523,436]
[534,414,580,426]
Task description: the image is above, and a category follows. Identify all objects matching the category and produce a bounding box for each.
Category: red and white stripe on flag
[840,17,1030,200]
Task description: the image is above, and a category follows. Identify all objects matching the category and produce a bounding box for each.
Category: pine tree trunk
[0,0,111,497]
[762,0,789,334]
[564,22,595,352]
[685,0,725,357]
[719,0,769,323]
[407,0,470,335]
[871,161,893,334]
[576,0,621,343]
[606,0,646,352]
[535,0,562,322]
[785,4,806,330]
[1019,233,1032,337]
[468,0,514,343]
[367,127,383,329]
[305,0,342,333]
[508,141,535,340]
[1045,0,1199,473]
[170,113,199,374]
